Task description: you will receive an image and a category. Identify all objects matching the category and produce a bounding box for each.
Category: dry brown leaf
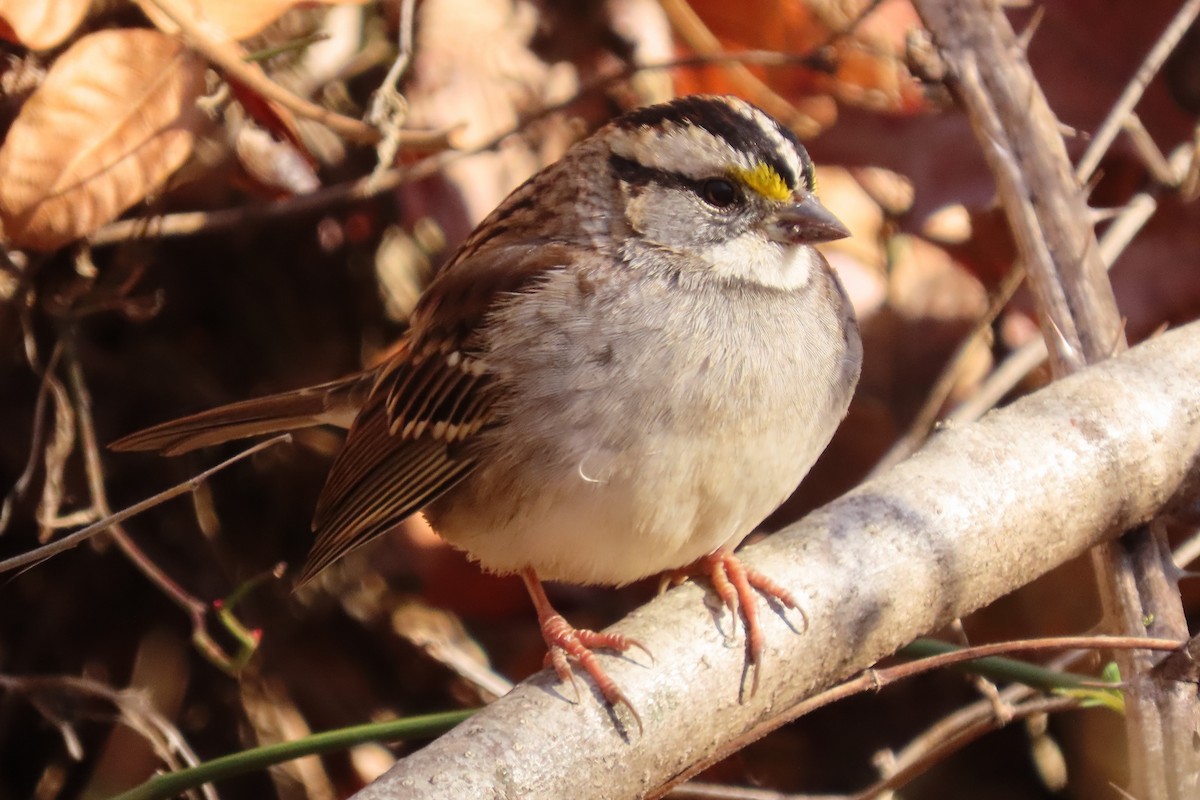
[141,0,368,41]
[672,0,929,116]
[0,0,91,51]
[0,29,206,251]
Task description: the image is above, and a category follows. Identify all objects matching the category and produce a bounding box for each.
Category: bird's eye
[700,178,738,208]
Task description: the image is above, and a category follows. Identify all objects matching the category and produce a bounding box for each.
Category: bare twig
[946,185,1159,427]
[671,783,841,799]
[854,648,1086,800]
[891,7,1197,457]
[1123,113,1179,186]
[657,634,1161,797]
[33,354,81,540]
[851,695,1079,800]
[1,340,65,535]
[0,353,53,533]
[88,149,457,245]
[1172,525,1200,570]
[9,325,276,666]
[60,336,206,620]
[0,672,211,799]
[658,0,824,137]
[365,0,419,178]
[876,132,1189,460]
[136,0,383,144]
[1182,125,1200,200]
[872,264,1025,474]
[86,45,851,247]
[138,0,446,150]
[1075,0,1200,181]
[0,435,290,574]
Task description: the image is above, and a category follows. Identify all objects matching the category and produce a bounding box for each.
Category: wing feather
[297,240,578,582]
[298,437,474,583]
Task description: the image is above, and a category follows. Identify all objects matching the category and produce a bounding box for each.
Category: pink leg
[520,568,647,730]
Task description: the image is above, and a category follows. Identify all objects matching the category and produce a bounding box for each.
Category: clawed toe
[540,620,644,732]
[522,568,646,731]
[673,551,806,694]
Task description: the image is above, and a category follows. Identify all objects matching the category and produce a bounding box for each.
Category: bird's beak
[767,195,850,244]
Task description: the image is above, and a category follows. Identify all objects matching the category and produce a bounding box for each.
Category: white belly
[430,418,820,584]
[423,265,860,585]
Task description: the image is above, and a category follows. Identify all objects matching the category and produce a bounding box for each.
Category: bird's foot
[667,551,804,694]
[539,612,647,731]
[521,568,648,732]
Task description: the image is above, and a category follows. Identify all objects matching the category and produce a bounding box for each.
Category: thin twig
[1075,0,1200,181]
[946,185,1159,426]
[1,343,62,534]
[1182,125,1200,200]
[0,672,213,799]
[872,263,1025,474]
[1172,526,1200,570]
[892,3,1199,453]
[851,696,1080,800]
[366,0,422,182]
[651,635,1175,798]
[874,635,1177,684]
[60,334,206,619]
[1123,113,1179,186]
[658,0,825,137]
[86,49,839,247]
[89,148,457,245]
[137,0,383,144]
[854,648,1086,799]
[0,435,290,574]
[365,0,417,126]
[60,331,269,673]
[671,782,840,799]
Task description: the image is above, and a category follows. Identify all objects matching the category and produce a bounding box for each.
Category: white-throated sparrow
[114,95,862,724]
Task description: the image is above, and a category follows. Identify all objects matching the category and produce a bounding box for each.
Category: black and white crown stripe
[608,95,813,194]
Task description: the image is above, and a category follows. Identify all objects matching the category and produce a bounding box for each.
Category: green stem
[901,637,1100,690]
[110,709,476,800]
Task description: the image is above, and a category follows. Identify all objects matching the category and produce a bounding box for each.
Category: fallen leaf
[0,0,91,50]
[0,29,207,251]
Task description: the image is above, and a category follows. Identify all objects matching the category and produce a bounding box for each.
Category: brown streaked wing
[312,352,494,524]
[297,402,479,584]
[299,241,577,583]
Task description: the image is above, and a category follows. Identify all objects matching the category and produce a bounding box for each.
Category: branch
[351,319,1200,800]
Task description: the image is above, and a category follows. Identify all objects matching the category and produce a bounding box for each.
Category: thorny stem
[910,1,1200,796]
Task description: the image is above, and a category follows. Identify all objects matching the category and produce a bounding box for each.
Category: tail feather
[111,373,373,456]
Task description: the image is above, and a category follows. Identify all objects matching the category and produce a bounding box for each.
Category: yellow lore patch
[731,163,791,202]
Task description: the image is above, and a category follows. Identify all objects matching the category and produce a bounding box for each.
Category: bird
[113,94,862,725]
